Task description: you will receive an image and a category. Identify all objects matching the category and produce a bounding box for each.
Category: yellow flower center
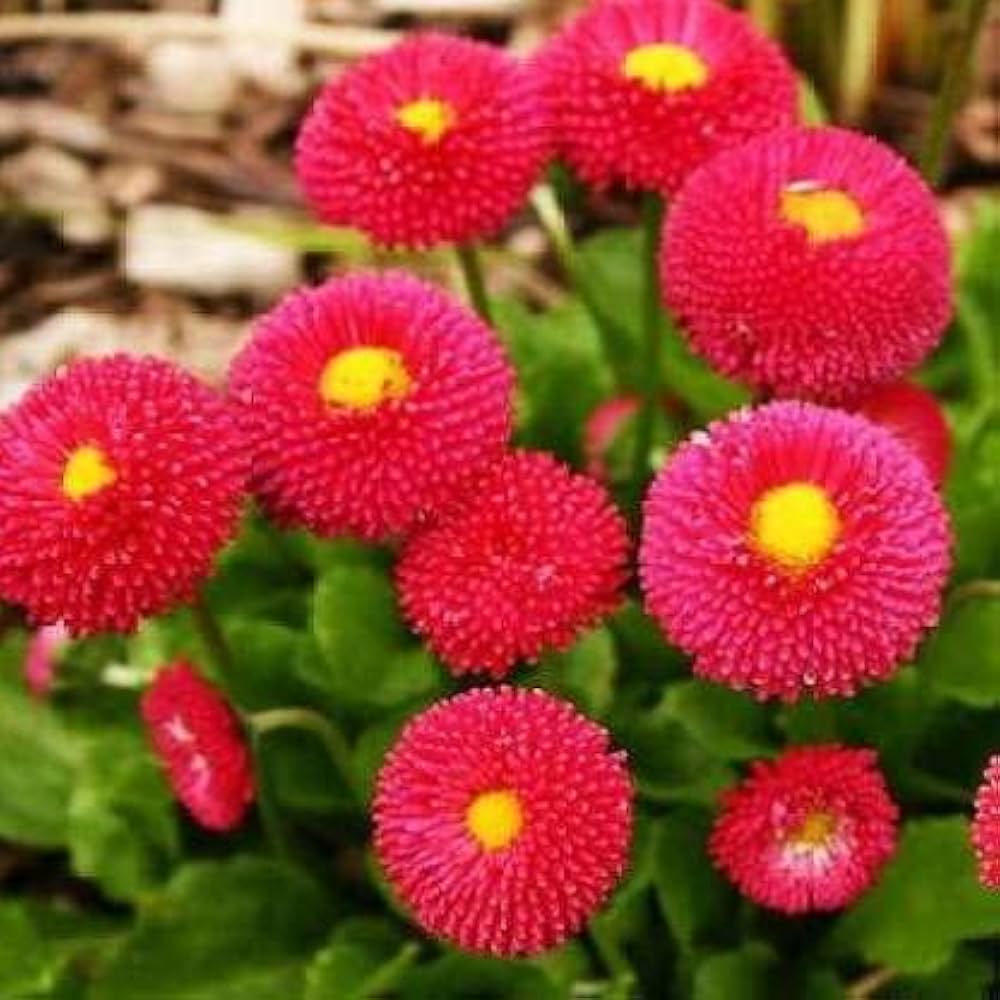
[465,789,523,852]
[395,97,456,144]
[788,810,837,848]
[318,347,412,411]
[780,184,865,243]
[621,43,708,93]
[61,444,117,501]
[750,481,840,571]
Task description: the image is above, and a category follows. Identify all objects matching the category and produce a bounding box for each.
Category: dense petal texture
[853,380,951,487]
[374,686,633,955]
[397,450,629,677]
[710,745,898,913]
[972,755,1000,890]
[0,356,247,635]
[640,401,951,700]
[141,662,255,832]
[229,273,513,541]
[537,0,796,194]
[295,32,552,248]
[663,126,952,403]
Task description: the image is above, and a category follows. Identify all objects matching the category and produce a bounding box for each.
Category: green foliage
[834,818,1000,975]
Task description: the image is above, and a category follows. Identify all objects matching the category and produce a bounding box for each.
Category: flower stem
[629,192,665,504]
[918,0,991,186]
[250,707,358,802]
[455,243,494,325]
[530,184,635,386]
[189,594,233,675]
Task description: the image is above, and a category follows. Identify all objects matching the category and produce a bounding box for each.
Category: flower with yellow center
[621,43,708,94]
[749,481,840,571]
[395,97,456,145]
[465,789,523,852]
[788,810,837,849]
[318,346,412,411]
[780,184,865,244]
[62,444,117,502]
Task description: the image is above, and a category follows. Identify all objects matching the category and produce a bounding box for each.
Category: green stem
[629,193,665,504]
[839,0,880,122]
[189,595,233,675]
[250,707,357,802]
[918,0,991,186]
[950,579,1000,606]
[250,731,294,860]
[455,243,494,325]
[530,184,636,387]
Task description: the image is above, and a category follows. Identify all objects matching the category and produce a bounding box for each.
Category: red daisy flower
[537,0,796,195]
[972,755,1000,890]
[0,356,247,635]
[141,661,255,832]
[396,450,628,678]
[663,126,952,403]
[710,745,898,913]
[374,686,633,956]
[229,273,513,541]
[295,32,552,248]
[639,401,951,701]
[853,381,951,487]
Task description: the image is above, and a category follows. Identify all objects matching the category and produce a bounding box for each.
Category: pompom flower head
[640,401,951,701]
[374,686,633,955]
[663,126,951,403]
[229,273,513,541]
[0,356,247,635]
[854,380,951,487]
[972,755,1000,890]
[141,662,255,832]
[537,0,796,194]
[710,745,898,913]
[295,32,551,248]
[397,450,628,677]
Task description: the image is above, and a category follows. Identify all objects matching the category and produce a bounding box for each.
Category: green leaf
[399,953,562,1000]
[535,627,617,716]
[308,565,443,711]
[0,634,76,846]
[305,918,419,1000]
[90,857,335,1000]
[662,681,774,761]
[693,944,776,1000]
[921,593,1000,707]
[221,620,315,711]
[0,903,53,997]
[833,817,1000,975]
[944,430,1000,582]
[653,809,737,951]
[494,298,613,464]
[68,729,179,902]
[576,227,747,418]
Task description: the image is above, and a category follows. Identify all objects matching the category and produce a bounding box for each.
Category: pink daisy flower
[640,401,951,701]
[23,623,69,699]
[663,126,951,403]
[141,662,255,832]
[229,273,513,542]
[710,745,899,913]
[0,356,247,635]
[396,450,629,678]
[295,32,552,248]
[972,755,1000,890]
[537,0,796,194]
[374,686,633,955]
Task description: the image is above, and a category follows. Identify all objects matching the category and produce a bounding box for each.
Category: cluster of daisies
[0,0,996,962]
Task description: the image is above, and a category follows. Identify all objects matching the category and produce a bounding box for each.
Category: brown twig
[847,965,896,1000]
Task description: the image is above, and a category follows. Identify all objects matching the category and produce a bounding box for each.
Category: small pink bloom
[710,745,898,913]
[972,755,1000,890]
[23,623,69,699]
[141,662,254,832]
